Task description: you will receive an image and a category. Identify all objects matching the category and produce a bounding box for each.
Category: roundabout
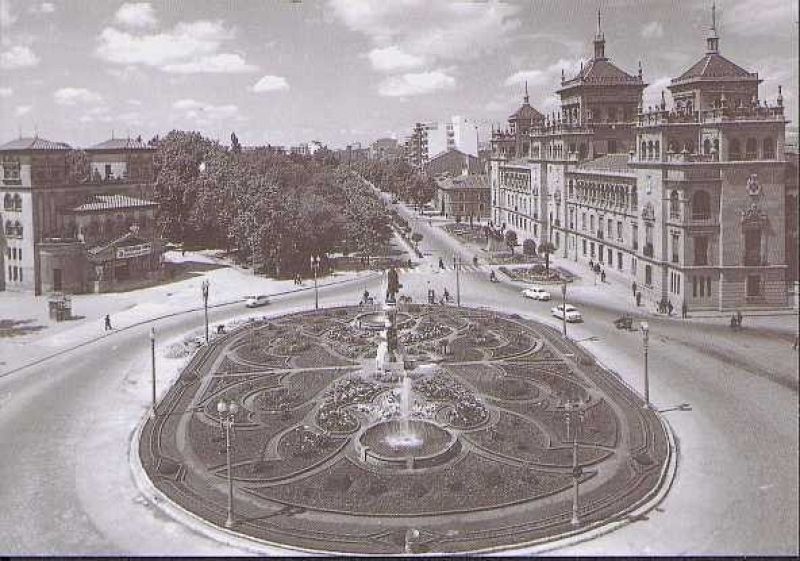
[137,303,672,554]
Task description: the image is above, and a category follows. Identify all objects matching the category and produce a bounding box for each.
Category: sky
[0,0,797,149]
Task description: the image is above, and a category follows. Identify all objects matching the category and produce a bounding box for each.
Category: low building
[425,149,481,178]
[435,174,490,221]
[0,135,162,294]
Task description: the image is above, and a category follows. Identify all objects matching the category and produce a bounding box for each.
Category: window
[729,138,741,160]
[608,139,617,154]
[12,266,18,281]
[631,257,637,274]
[617,220,623,240]
[3,161,20,181]
[590,215,595,231]
[582,239,587,255]
[607,248,613,264]
[671,233,680,263]
[746,275,761,297]
[703,138,712,155]
[669,190,680,219]
[632,223,639,250]
[744,230,762,266]
[706,276,711,296]
[692,191,711,219]
[645,264,652,286]
[763,137,775,160]
[693,276,697,297]
[617,251,623,270]
[590,242,595,257]
[607,220,612,238]
[3,193,11,209]
[694,236,708,266]
[745,138,757,160]
[105,164,112,180]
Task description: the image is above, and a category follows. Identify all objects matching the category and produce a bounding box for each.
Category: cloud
[0,45,40,69]
[53,87,103,105]
[114,3,157,29]
[378,70,455,97]
[367,46,424,72]
[96,19,256,74]
[329,0,521,66]
[641,21,664,39]
[723,0,799,37]
[15,105,32,116]
[162,53,256,74]
[642,76,672,109]
[0,86,11,97]
[0,0,17,29]
[29,2,56,15]
[504,58,585,88]
[172,98,242,122]
[251,74,289,92]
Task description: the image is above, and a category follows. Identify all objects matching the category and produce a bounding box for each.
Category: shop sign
[116,243,152,259]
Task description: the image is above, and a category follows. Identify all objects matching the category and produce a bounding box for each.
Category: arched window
[703,138,712,155]
[12,194,21,211]
[763,137,775,159]
[746,138,757,160]
[668,141,678,153]
[647,140,654,159]
[669,190,680,219]
[13,221,22,237]
[686,140,695,153]
[568,180,574,199]
[641,141,647,158]
[692,190,711,219]
[3,194,11,210]
[4,220,11,235]
[730,138,741,160]
[654,140,661,159]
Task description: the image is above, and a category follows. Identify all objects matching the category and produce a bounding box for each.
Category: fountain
[384,373,421,449]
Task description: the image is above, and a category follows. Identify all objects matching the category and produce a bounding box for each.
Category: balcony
[643,243,654,257]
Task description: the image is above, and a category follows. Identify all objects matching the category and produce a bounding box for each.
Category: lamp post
[640,321,650,409]
[201,279,209,343]
[561,281,568,338]
[149,327,156,418]
[453,253,461,307]
[217,399,239,528]
[310,255,320,310]
[562,398,585,527]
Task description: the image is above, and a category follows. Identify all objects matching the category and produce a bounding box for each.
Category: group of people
[426,287,452,305]
[730,310,744,330]
[293,273,303,285]
[588,259,606,283]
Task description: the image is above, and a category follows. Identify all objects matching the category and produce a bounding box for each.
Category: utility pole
[454,253,461,306]
[201,279,209,343]
[149,327,156,418]
[641,321,651,408]
[561,281,568,338]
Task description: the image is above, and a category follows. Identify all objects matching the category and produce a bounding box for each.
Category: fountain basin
[357,419,460,470]
[354,312,412,331]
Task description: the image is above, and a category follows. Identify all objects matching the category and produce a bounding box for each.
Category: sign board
[116,242,152,259]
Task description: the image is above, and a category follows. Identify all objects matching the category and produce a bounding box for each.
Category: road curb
[128,304,679,556]
[0,271,380,379]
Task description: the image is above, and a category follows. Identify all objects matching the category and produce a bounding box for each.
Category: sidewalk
[0,250,375,375]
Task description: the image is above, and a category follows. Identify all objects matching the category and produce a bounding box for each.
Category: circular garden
[138,305,670,554]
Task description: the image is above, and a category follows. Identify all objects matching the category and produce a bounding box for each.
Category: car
[521,286,552,301]
[551,304,582,322]
[245,295,270,308]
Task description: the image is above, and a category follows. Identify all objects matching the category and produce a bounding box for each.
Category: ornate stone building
[491,9,793,310]
[0,136,162,294]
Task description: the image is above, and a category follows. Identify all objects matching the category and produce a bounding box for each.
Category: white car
[551,304,582,322]
[521,286,552,301]
[245,295,270,308]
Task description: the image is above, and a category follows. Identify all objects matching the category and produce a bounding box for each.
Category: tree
[230,132,241,154]
[539,241,556,272]
[505,230,518,254]
[522,238,537,257]
[411,232,423,248]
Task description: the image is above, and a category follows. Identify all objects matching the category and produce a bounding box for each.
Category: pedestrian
[736,309,743,328]
[632,281,637,297]
[636,292,641,307]
[104,314,112,331]
[730,314,738,330]
[439,257,445,269]
[681,301,688,319]
[589,258,594,270]
[667,300,674,316]
[601,269,606,283]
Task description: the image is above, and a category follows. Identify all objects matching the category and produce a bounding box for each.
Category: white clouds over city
[114,3,158,29]
[0,45,40,69]
[378,70,455,97]
[251,75,289,93]
[367,46,425,72]
[53,87,103,105]
[172,99,242,122]
[641,22,664,39]
[0,87,12,97]
[96,12,256,74]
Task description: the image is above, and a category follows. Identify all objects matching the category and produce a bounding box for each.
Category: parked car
[521,286,552,301]
[551,304,582,322]
[245,295,270,308]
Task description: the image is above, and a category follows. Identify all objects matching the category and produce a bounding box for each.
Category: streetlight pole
[561,281,568,338]
[454,253,461,307]
[310,255,320,310]
[150,327,156,418]
[217,399,239,528]
[201,279,209,343]
[563,399,585,527]
[640,322,650,409]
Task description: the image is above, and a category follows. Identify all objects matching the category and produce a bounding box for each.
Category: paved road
[0,196,796,554]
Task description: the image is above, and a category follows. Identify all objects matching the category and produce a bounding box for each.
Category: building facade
[435,174,490,221]
[0,136,162,295]
[491,9,793,311]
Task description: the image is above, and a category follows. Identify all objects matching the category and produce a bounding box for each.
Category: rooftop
[437,174,488,190]
[70,194,158,213]
[0,136,71,151]
[88,137,153,151]
[573,153,633,174]
[559,58,643,90]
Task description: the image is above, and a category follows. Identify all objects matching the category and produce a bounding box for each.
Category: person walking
[636,292,642,307]
[736,309,743,328]
[681,301,688,319]
[600,269,606,283]
[632,281,637,297]
[667,300,674,316]
[104,314,112,331]
[439,257,445,270]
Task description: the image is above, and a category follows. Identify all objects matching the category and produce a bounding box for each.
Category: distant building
[435,174,490,221]
[425,149,481,178]
[370,138,401,160]
[0,135,162,294]
[333,143,370,165]
[491,8,793,311]
[404,117,480,168]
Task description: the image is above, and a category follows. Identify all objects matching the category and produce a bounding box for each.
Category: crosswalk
[395,263,491,275]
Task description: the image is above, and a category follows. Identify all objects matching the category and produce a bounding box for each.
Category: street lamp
[562,398,586,526]
[561,281,568,338]
[310,255,320,310]
[201,279,210,343]
[149,327,157,418]
[217,399,240,528]
[640,321,650,409]
[453,253,461,307]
